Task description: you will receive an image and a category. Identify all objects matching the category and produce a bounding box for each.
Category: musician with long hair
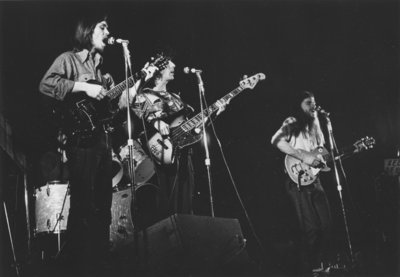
[39,14,116,274]
[271,90,333,275]
[128,57,197,223]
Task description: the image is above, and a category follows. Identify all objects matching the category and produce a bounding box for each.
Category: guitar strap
[137,89,192,123]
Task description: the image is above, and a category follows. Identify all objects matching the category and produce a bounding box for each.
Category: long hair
[145,53,173,89]
[291,90,324,144]
[73,14,108,51]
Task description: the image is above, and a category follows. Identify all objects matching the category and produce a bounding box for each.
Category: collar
[76,49,103,67]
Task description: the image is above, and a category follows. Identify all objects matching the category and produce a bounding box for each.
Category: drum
[112,150,124,188]
[109,183,159,252]
[34,181,70,235]
[118,140,155,186]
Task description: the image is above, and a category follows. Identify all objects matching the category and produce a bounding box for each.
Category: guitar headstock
[150,53,170,72]
[354,136,376,152]
[239,73,266,90]
[141,54,171,81]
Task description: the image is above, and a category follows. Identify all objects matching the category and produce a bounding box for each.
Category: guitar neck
[179,86,245,132]
[106,71,144,100]
[106,76,135,100]
[335,144,360,160]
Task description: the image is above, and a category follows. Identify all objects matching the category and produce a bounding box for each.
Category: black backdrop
[0,0,399,275]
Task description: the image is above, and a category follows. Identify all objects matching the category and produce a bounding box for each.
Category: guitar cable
[200,91,269,262]
[335,148,365,220]
[328,130,364,219]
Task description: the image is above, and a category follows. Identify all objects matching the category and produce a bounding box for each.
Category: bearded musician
[271,90,333,275]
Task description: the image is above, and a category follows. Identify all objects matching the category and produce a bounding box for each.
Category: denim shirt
[39,49,114,101]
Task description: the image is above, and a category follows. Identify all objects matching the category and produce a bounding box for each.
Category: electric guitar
[284,136,375,186]
[59,54,169,140]
[146,73,266,164]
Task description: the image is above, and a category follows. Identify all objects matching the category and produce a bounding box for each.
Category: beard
[299,110,316,130]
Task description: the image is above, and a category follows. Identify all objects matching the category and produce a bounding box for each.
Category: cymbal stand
[50,183,69,257]
[53,138,69,258]
[195,71,215,217]
[23,173,31,259]
[3,201,21,277]
[323,111,354,265]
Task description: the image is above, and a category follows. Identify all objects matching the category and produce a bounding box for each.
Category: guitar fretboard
[178,86,245,133]
[107,76,137,100]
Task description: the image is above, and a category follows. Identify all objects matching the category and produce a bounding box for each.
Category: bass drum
[117,140,155,187]
[109,183,159,252]
[34,181,70,236]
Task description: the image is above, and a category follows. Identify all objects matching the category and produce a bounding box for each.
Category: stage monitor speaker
[137,213,250,274]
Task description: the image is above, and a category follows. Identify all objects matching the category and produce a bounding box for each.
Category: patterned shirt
[132,88,193,124]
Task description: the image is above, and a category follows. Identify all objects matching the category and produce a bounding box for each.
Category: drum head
[119,141,155,185]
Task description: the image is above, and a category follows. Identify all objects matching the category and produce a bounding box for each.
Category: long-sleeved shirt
[39,49,114,100]
[132,88,193,125]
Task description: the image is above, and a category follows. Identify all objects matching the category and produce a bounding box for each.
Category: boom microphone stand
[195,70,215,217]
[119,41,140,218]
[319,107,354,266]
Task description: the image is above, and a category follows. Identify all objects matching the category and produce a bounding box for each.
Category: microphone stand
[120,41,143,269]
[323,112,355,267]
[195,71,215,217]
[121,42,137,210]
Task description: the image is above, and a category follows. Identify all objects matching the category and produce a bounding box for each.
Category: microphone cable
[199,88,269,262]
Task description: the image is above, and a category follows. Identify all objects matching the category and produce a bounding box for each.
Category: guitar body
[146,115,203,165]
[284,147,330,186]
[61,80,118,139]
[144,73,266,164]
[57,55,170,140]
[146,133,174,165]
[284,136,375,186]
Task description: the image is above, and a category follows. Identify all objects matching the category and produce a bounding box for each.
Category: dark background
[0,0,399,276]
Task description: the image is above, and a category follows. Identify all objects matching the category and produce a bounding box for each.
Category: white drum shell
[34,181,70,235]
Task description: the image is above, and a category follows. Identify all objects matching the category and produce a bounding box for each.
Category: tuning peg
[242,75,248,80]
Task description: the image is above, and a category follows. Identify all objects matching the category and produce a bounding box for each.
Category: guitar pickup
[157,139,169,150]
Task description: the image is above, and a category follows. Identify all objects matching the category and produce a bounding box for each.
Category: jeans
[65,131,113,269]
[284,177,332,270]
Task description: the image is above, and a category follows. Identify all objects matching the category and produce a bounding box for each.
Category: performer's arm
[271,119,321,167]
[39,53,105,100]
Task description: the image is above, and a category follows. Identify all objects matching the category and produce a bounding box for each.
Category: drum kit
[33,138,157,256]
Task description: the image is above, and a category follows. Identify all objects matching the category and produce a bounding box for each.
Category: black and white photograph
[0,0,399,276]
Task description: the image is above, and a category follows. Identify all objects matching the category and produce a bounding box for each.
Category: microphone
[315,106,330,116]
[183,67,202,74]
[107,37,129,45]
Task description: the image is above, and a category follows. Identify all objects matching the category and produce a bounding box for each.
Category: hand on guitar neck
[119,54,169,109]
[285,136,375,186]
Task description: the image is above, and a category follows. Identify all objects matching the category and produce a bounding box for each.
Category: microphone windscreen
[107,37,115,45]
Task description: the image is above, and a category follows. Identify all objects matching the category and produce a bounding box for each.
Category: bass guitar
[284,136,375,186]
[146,73,266,164]
[60,54,169,140]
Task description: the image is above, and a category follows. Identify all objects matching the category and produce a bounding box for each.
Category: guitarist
[127,57,197,222]
[271,90,333,275]
[38,14,137,275]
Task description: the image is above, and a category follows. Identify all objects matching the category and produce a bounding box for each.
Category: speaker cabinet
[137,214,250,274]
